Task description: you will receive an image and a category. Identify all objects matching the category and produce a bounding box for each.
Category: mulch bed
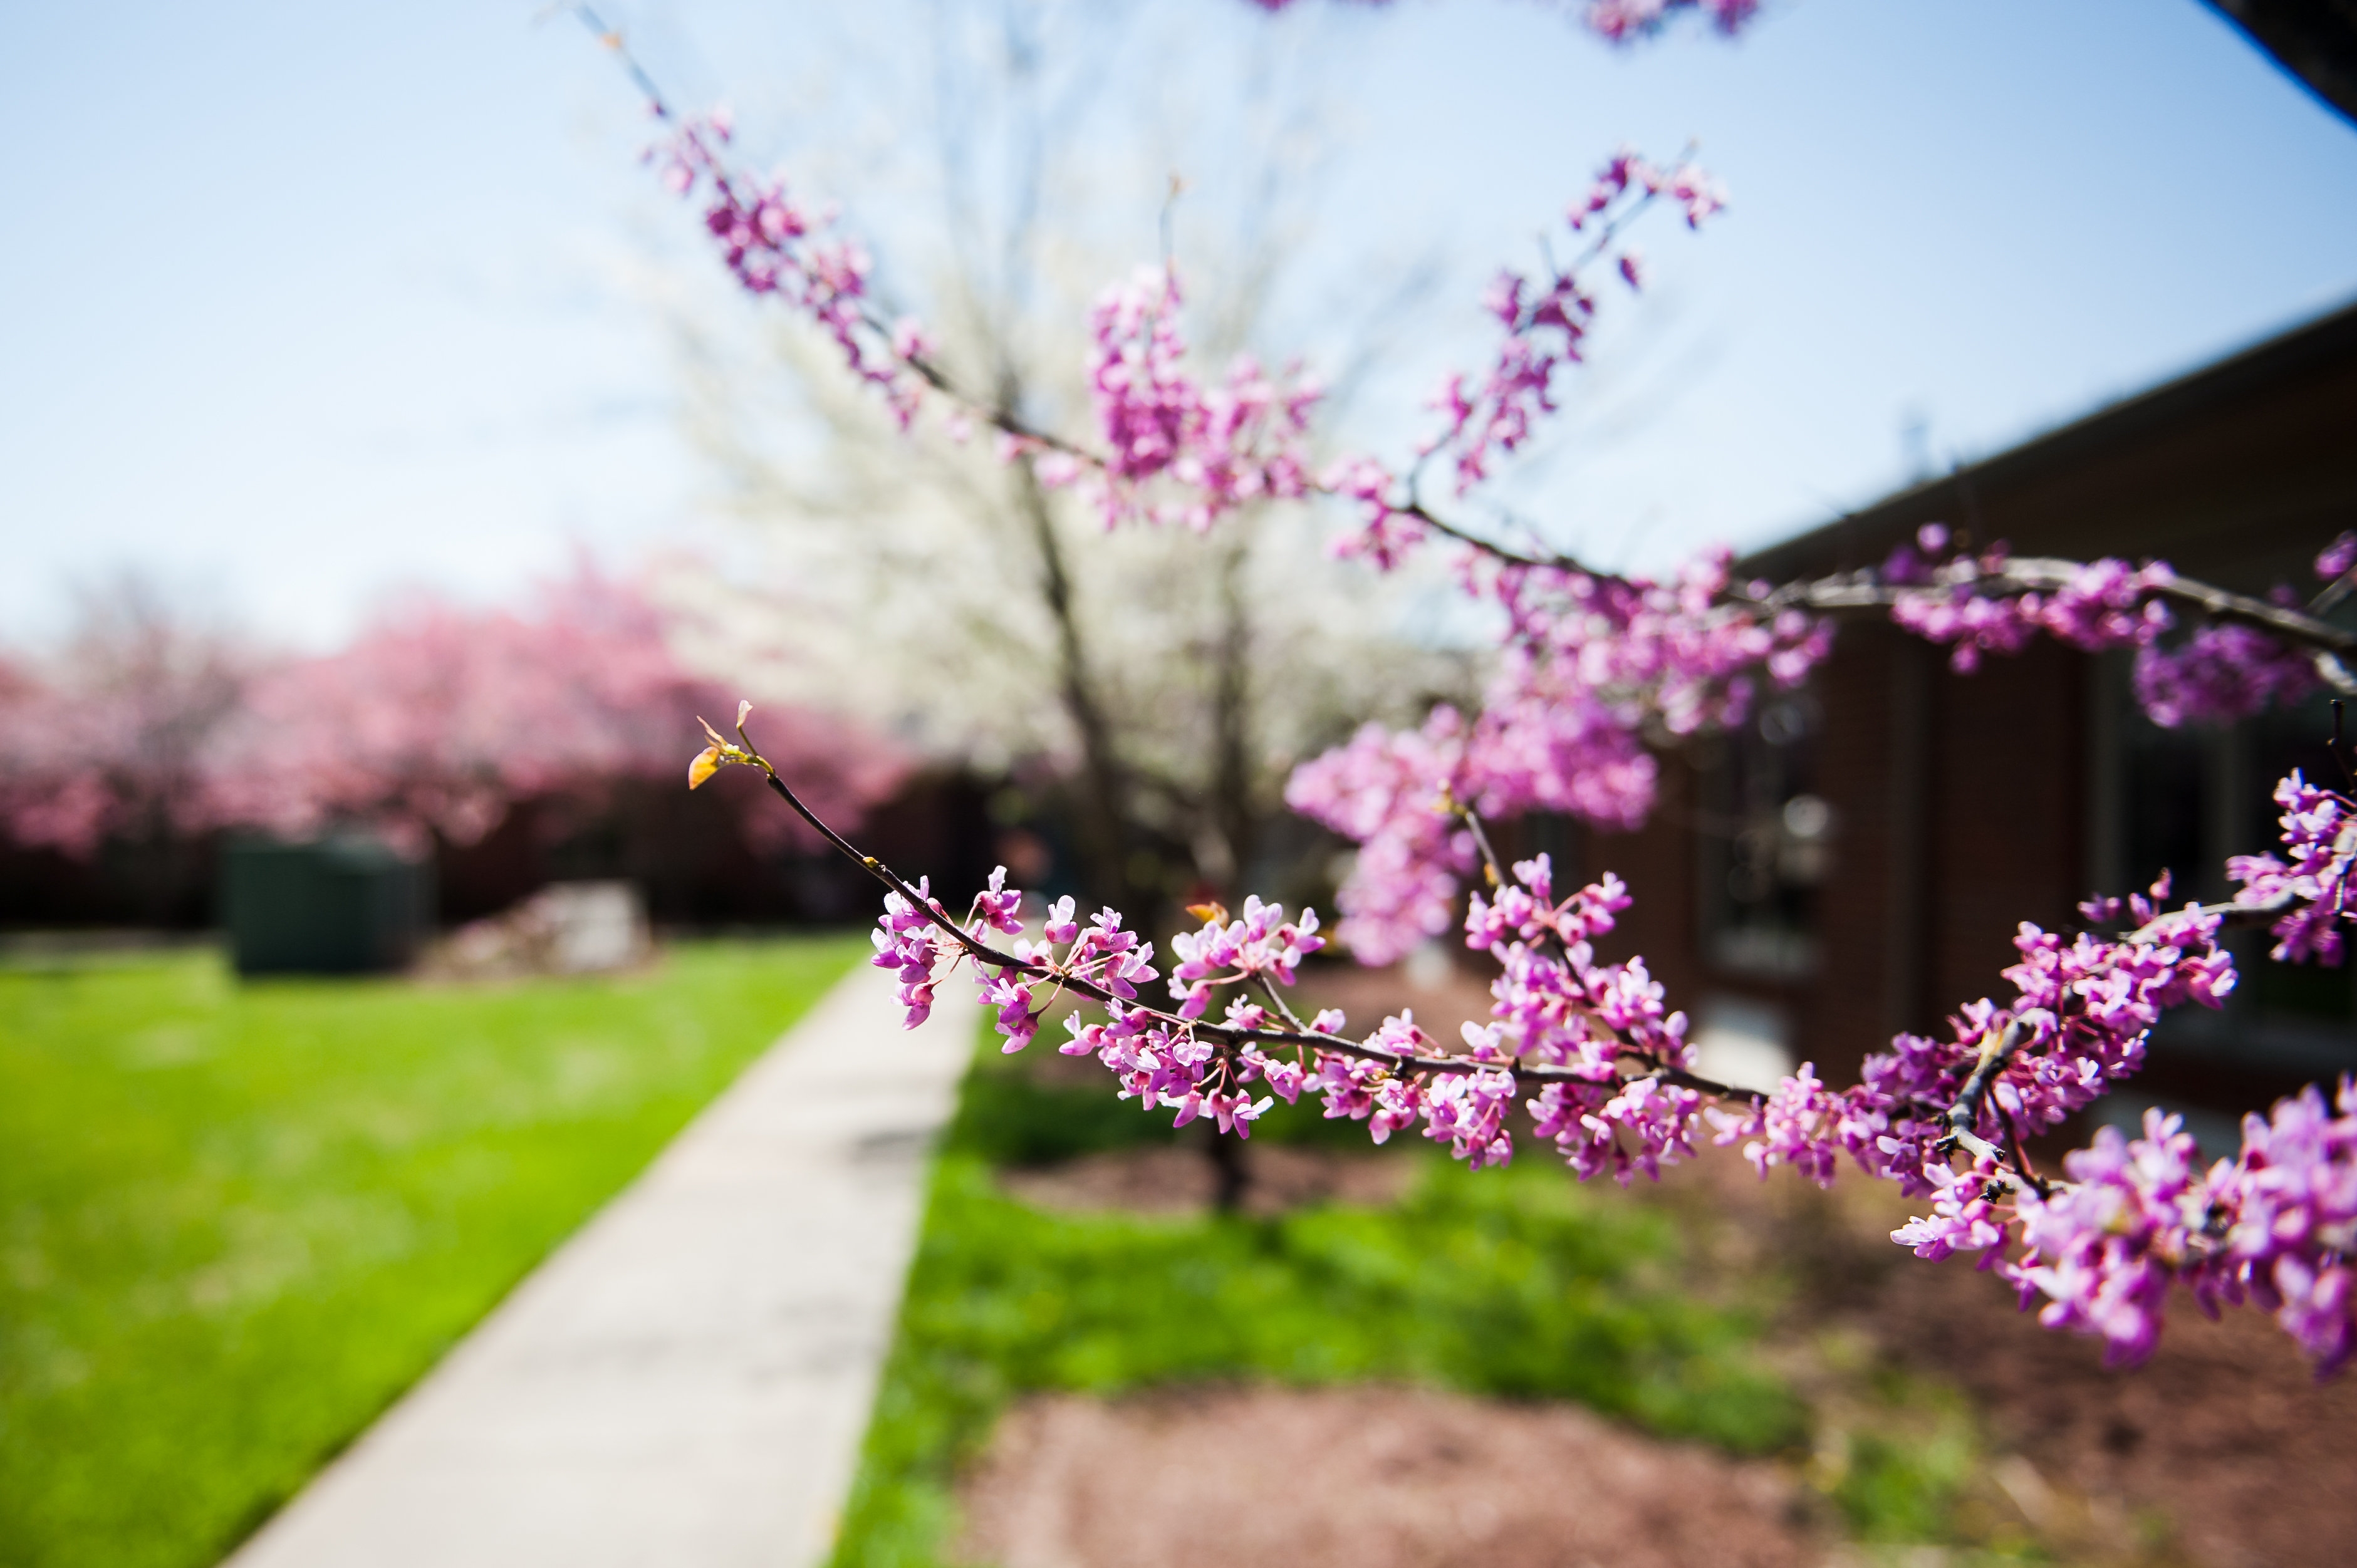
[957,1385,1810,1568]
[1803,1176,2357,1568]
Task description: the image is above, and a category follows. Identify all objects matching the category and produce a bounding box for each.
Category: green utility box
[221,836,434,975]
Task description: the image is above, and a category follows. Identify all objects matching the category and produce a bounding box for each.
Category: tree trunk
[1205,1120,1251,1213]
[1009,450,1141,915]
[1207,536,1257,903]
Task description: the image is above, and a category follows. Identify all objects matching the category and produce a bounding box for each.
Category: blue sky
[3,0,2353,646]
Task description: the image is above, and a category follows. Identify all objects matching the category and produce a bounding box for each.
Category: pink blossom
[1284,709,1476,963]
[2228,771,2354,965]
[0,594,246,858]
[1423,148,1722,493]
[654,116,925,427]
[1084,266,1319,531]
[2318,531,2357,583]
[2006,1111,2218,1367]
[1891,1160,2009,1261]
[1290,546,1829,955]
[1584,0,1759,43]
[2135,623,2319,729]
[2219,1082,2357,1373]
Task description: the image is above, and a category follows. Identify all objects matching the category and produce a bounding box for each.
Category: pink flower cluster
[1883,526,2324,728]
[1427,148,1725,494]
[2135,622,2321,729]
[2006,1111,2216,1366]
[868,854,1701,1175]
[1861,837,2357,1368]
[872,876,957,1027]
[643,96,1712,579]
[0,610,244,858]
[1495,548,1829,734]
[654,115,927,427]
[1890,548,2172,672]
[212,566,901,856]
[1244,0,1762,44]
[1719,871,2236,1198]
[2228,771,2354,965]
[1288,548,1828,962]
[1283,710,1478,963]
[1468,854,1709,1181]
[1319,455,1425,569]
[2221,1084,2357,1372]
[0,565,900,864]
[1997,1084,2357,1374]
[1070,266,1321,530]
[1584,0,1762,42]
[1168,895,1327,1018]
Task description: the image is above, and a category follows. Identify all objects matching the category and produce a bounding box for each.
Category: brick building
[1578,298,2357,1150]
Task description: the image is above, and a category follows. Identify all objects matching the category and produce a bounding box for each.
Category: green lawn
[0,935,864,1568]
[828,1039,1808,1568]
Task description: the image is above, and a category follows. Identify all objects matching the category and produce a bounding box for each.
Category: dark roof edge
[1740,293,2357,576]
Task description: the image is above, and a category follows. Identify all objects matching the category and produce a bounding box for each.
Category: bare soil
[956,1385,1811,1568]
[1635,1150,2357,1567]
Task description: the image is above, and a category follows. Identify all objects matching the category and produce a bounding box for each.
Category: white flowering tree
[659,5,1475,923]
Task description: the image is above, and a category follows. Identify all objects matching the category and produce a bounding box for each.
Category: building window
[2095,661,2355,1114]
[1697,690,1834,981]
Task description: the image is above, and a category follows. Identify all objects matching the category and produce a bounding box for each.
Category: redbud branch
[1748,558,2357,665]
[1395,498,1583,571]
[1945,1023,2021,1133]
[2120,888,2296,945]
[564,5,677,122]
[729,723,1754,1098]
[1556,182,1663,282]
[1453,797,1507,890]
[2313,566,2357,618]
[2001,1106,2048,1197]
[1936,1020,2047,1193]
[1445,797,1731,1099]
[1256,972,1311,1034]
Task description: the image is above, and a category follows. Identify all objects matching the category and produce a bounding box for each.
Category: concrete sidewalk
[226,958,969,1568]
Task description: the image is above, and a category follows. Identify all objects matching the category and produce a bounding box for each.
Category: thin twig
[1455,799,1506,889]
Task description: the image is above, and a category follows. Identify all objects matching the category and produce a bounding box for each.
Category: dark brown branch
[1398,500,1559,566]
[731,722,1751,1098]
[1939,1020,2029,1178]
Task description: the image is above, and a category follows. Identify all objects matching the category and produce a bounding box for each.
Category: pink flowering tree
[0,580,251,921]
[589,1,2357,1376]
[203,564,905,873]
